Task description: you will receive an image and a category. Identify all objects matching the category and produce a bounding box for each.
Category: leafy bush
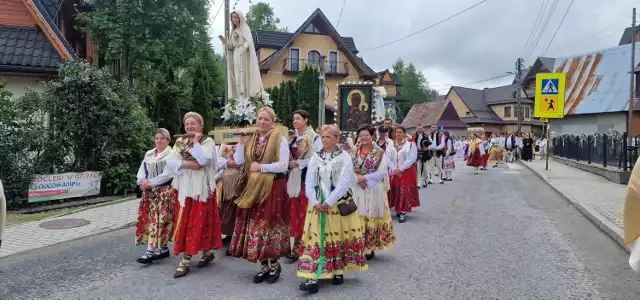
[0,84,46,208]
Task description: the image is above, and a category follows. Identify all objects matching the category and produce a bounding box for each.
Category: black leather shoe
[332,275,344,285]
[300,280,319,293]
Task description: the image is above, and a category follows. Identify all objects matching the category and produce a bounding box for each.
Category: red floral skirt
[388,164,420,213]
[466,148,483,167]
[229,178,291,262]
[289,182,309,240]
[172,192,223,256]
[136,185,176,247]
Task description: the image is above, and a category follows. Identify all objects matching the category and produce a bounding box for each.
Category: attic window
[304,23,321,34]
[466,111,472,116]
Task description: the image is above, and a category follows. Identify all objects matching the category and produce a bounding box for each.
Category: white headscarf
[226,10,264,99]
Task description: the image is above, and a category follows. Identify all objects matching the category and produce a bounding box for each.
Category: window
[290,48,300,72]
[525,106,531,118]
[504,106,512,117]
[308,50,321,67]
[304,23,322,34]
[466,111,472,116]
[328,51,338,73]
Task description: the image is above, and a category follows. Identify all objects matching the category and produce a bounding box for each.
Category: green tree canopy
[392,58,439,118]
[245,2,287,32]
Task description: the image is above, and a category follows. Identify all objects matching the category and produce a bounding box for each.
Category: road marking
[502,171,519,174]
[506,163,522,169]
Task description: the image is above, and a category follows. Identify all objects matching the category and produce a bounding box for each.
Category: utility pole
[223,0,230,104]
[629,7,637,148]
[318,56,326,126]
[515,57,524,133]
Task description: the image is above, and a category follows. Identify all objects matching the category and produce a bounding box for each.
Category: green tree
[33,61,155,196]
[296,65,320,128]
[392,58,438,117]
[246,2,287,32]
[191,43,225,132]
[0,84,46,207]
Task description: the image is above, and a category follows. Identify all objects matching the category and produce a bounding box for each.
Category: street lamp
[318,55,326,126]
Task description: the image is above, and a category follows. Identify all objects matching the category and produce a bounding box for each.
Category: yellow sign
[540,117,548,123]
[534,73,565,119]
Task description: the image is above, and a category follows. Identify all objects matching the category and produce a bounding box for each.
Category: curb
[519,161,630,254]
[47,196,138,219]
[0,221,137,259]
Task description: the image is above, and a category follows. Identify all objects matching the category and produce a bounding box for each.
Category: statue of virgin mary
[219,10,264,101]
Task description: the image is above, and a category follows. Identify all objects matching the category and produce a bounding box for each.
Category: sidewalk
[520,158,629,252]
[0,199,139,258]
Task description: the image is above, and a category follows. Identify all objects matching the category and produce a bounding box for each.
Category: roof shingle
[0,25,61,71]
[252,30,359,54]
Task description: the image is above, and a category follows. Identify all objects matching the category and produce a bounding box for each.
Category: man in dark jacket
[413,124,431,188]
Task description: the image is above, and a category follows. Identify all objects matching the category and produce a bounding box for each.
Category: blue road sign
[541,78,559,95]
[439,124,444,131]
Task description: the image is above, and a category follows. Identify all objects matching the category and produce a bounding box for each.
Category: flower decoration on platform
[222,92,271,124]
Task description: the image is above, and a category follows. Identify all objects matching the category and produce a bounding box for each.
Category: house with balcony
[252,8,377,121]
[445,84,543,136]
[0,0,96,98]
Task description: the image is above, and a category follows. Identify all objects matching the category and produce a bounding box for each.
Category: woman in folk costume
[229,107,291,284]
[215,143,244,254]
[466,133,485,174]
[479,134,490,171]
[135,128,177,264]
[286,110,321,260]
[487,133,503,168]
[349,125,396,259]
[625,157,640,274]
[167,112,223,278]
[388,126,419,223]
[442,131,455,181]
[297,124,368,294]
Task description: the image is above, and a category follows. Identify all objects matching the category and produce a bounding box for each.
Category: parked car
[0,179,5,249]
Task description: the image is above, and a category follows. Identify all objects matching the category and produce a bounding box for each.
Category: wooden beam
[21,0,72,60]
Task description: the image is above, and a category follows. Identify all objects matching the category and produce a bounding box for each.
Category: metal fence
[552,132,640,171]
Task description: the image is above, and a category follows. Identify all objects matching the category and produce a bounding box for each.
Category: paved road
[2,162,640,299]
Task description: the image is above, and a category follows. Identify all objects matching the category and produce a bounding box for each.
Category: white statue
[219,10,264,101]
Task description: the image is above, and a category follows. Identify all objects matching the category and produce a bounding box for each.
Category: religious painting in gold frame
[338,84,373,131]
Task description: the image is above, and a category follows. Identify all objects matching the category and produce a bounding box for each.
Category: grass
[5,196,138,225]
[6,207,84,225]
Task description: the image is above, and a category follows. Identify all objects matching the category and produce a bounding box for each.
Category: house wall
[489,103,534,121]
[0,0,35,27]
[257,48,276,62]
[261,33,365,107]
[549,112,626,135]
[381,83,397,97]
[447,89,473,117]
[1,75,46,99]
[501,124,532,134]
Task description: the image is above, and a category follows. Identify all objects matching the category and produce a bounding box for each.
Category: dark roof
[0,1,75,73]
[33,0,74,56]
[258,9,375,77]
[522,57,557,83]
[252,31,359,54]
[39,0,63,20]
[376,69,403,85]
[619,26,639,45]
[0,25,61,73]
[483,84,533,105]
[451,86,502,122]
[402,100,467,128]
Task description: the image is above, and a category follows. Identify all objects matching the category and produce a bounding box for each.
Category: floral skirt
[172,193,223,256]
[136,185,176,248]
[229,178,291,262]
[289,182,309,240]
[388,164,420,213]
[296,201,368,279]
[360,199,396,253]
[466,148,483,167]
[443,155,456,170]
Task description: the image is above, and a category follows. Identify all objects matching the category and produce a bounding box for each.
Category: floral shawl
[349,144,385,175]
[170,136,217,206]
[349,144,388,217]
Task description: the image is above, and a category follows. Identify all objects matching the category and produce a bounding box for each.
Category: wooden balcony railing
[282,58,349,76]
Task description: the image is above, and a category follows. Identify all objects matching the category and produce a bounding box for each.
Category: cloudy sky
[209,0,636,94]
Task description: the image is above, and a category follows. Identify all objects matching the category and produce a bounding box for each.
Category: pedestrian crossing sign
[534,73,565,119]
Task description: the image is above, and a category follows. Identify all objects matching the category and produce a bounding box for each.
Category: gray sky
[210,0,636,94]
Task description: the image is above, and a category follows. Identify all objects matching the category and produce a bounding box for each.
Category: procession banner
[338,84,373,131]
[28,171,102,203]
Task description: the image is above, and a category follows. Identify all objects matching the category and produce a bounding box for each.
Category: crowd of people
[133,107,553,293]
[134,109,430,293]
